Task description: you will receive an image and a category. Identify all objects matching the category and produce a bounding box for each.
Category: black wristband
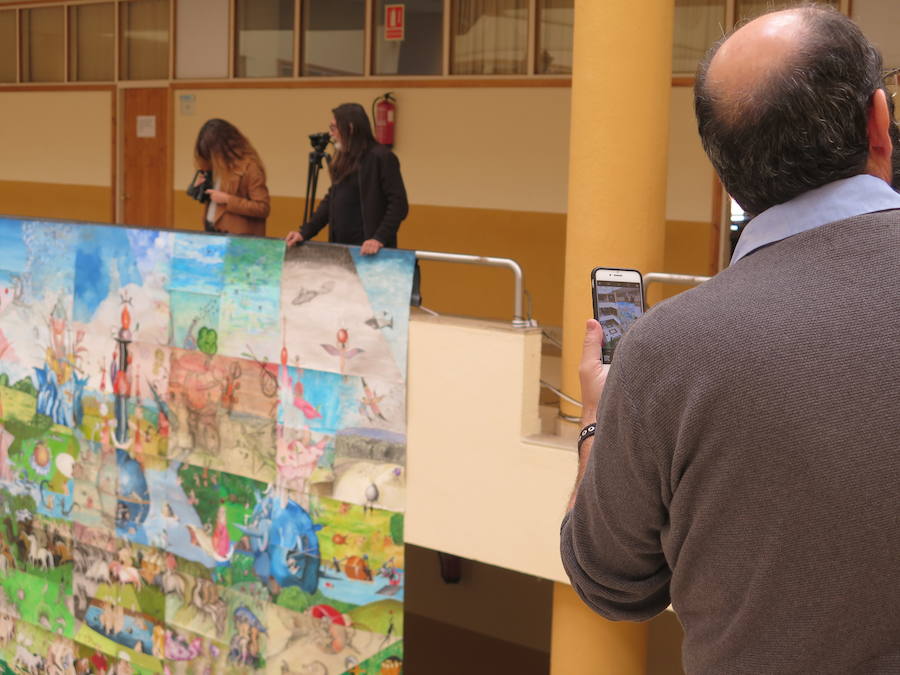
[577,423,596,458]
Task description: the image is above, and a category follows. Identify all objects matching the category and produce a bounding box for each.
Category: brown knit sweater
[561,209,900,673]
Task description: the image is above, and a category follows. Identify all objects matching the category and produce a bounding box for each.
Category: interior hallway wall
[0,89,113,222]
[0,84,718,326]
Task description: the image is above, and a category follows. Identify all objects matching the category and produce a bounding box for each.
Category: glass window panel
[673,0,725,75]
[736,0,836,23]
[451,0,528,75]
[69,3,115,82]
[374,0,442,76]
[536,0,573,75]
[120,0,170,80]
[0,11,15,83]
[176,0,229,79]
[302,0,364,77]
[21,7,64,83]
[235,0,294,78]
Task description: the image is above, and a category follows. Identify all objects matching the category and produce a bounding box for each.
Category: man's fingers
[581,319,604,360]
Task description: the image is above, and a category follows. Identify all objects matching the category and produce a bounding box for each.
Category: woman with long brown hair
[192,118,270,236]
[285,103,408,255]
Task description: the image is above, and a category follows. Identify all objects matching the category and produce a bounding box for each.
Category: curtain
[237,0,296,78]
[70,3,115,82]
[452,0,528,75]
[736,0,837,23]
[121,0,170,81]
[537,0,573,75]
[22,7,64,83]
[673,0,725,75]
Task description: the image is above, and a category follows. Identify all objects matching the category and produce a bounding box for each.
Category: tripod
[303,138,331,226]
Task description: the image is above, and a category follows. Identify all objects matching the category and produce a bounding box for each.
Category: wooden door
[122,88,169,227]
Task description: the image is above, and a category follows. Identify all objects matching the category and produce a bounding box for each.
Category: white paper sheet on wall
[136,115,157,138]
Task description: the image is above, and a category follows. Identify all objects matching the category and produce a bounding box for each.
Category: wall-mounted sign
[180,94,196,116]
[136,115,157,138]
[385,4,405,41]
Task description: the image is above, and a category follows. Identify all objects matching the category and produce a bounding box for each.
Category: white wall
[405,314,575,583]
[0,90,111,186]
[665,86,714,223]
[172,86,573,213]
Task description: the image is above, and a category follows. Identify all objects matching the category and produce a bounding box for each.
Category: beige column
[559,1,674,420]
[551,583,649,674]
[552,2,675,673]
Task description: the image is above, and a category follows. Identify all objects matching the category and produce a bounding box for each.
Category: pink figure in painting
[275,428,329,503]
[291,380,321,420]
[212,502,230,559]
[321,328,364,374]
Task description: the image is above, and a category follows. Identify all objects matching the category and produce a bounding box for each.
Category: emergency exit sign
[385,4,405,41]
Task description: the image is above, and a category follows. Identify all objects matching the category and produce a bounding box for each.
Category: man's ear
[866,88,893,183]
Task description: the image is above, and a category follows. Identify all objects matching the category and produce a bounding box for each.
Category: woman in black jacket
[285,103,408,255]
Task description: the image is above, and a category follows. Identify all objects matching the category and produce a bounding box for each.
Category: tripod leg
[305,152,317,226]
[309,164,320,225]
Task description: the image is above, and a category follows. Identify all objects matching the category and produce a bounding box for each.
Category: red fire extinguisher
[373,92,396,147]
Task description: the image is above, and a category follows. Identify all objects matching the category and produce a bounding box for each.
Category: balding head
[705,10,807,125]
[695,5,888,215]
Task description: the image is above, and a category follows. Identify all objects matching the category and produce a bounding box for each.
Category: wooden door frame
[116,82,173,227]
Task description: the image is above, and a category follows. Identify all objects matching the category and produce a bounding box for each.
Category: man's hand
[568,319,609,511]
[360,239,384,255]
[205,189,229,205]
[578,319,608,427]
[285,231,304,247]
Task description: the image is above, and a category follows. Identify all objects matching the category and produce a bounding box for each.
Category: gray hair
[695,5,886,215]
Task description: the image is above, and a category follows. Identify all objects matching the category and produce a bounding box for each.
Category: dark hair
[695,6,885,215]
[194,118,263,178]
[329,103,377,184]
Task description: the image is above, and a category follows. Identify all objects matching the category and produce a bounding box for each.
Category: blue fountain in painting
[237,488,321,594]
[34,298,88,427]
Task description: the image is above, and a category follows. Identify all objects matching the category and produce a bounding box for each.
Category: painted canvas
[0,218,413,674]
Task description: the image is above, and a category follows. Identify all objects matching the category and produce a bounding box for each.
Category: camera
[186,169,213,204]
[309,132,331,154]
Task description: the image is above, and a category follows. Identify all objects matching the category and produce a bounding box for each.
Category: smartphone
[591,267,644,364]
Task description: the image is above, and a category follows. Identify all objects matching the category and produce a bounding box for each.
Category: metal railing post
[415,250,529,327]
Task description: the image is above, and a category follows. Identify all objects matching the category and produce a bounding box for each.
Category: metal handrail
[414,250,530,327]
[643,272,712,291]
[540,380,581,407]
[541,271,712,419]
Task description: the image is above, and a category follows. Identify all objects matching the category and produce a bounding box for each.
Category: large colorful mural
[0,218,412,674]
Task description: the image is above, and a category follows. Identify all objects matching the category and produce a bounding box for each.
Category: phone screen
[594,281,643,364]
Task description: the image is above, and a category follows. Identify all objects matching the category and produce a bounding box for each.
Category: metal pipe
[540,380,582,408]
[643,272,712,288]
[415,250,529,327]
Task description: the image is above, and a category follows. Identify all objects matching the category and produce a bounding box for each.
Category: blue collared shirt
[731,175,900,264]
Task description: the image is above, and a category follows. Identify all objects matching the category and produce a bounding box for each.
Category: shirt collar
[731,175,900,264]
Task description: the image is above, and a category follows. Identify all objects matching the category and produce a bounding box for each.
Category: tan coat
[205,157,270,236]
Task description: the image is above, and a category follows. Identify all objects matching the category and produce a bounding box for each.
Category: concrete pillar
[552,2,675,673]
[551,583,649,675]
[559,1,674,421]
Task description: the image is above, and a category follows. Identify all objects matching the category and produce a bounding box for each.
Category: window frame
[0,0,854,87]
[671,0,852,81]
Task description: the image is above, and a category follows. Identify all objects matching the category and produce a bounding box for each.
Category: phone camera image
[595,282,643,363]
